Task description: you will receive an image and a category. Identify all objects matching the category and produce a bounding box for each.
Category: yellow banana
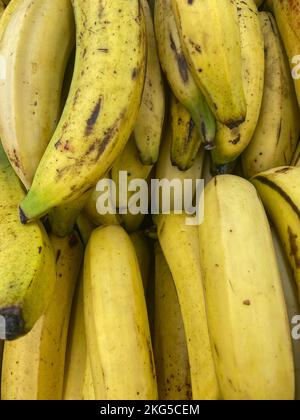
[199,175,294,400]
[154,243,192,400]
[252,166,300,303]
[154,0,216,149]
[84,225,158,400]
[82,359,95,401]
[2,232,83,400]
[20,0,146,222]
[156,214,219,400]
[172,0,246,128]
[130,231,153,292]
[212,0,264,168]
[134,0,165,165]
[273,0,300,107]
[242,12,300,178]
[0,0,75,189]
[0,144,56,339]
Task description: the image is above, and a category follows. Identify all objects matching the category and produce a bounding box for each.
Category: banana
[63,276,95,400]
[130,231,153,292]
[82,359,95,401]
[292,142,300,167]
[172,0,246,129]
[242,13,300,178]
[0,1,5,15]
[84,225,157,400]
[2,232,83,400]
[134,0,165,165]
[252,166,300,303]
[0,144,56,339]
[199,175,294,400]
[170,94,202,171]
[20,0,146,222]
[156,214,219,400]
[76,213,96,246]
[154,243,192,400]
[273,0,300,107]
[0,0,75,189]
[154,0,216,150]
[212,0,264,168]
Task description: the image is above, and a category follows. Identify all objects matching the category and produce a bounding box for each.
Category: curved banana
[252,166,300,303]
[242,12,299,178]
[0,0,75,189]
[2,232,83,400]
[199,175,294,400]
[130,231,153,292]
[0,144,56,340]
[84,225,158,400]
[212,0,264,168]
[154,243,192,400]
[134,0,165,165]
[172,0,246,128]
[156,214,219,400]
[20,0,146,222]
[154,0,216,149]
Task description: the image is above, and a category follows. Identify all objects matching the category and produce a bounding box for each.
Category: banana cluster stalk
[20,0,146,222]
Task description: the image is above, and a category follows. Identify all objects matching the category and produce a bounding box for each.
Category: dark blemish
[229,134,241,145]
[288,227,300,269]
[214,177,217,186]
[226,117,245,130]
[19,207,28,225]
[85,97,102,136]
[275,167,291,174]
[98,48,109,53]
[185,118,195,146]
[68,233,79,249]
[214,344,220,358]
[132,67,139,80]
[276,120,282,146]
[38,246,42,254]
[169,34,189,84]
[243,300,251,306]
[56,249,61,263]
[55,139,62,149]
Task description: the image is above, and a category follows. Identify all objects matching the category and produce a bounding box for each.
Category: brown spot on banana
[85,97,103,136]
[288,226,300,269]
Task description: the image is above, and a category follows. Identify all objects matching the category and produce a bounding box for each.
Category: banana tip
[0,307,25,340]
[19,206,28,225]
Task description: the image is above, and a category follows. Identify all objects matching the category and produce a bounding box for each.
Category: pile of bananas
[0,0,300,401]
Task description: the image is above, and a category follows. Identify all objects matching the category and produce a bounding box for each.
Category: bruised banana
[154,243,192,400]
[199,175,294,400]
[0,144,56,340]
[212,0,264,168]
[84,225,158,400]
[156,214,219,400]
[252,167,300,303]
[134,0,165,165]
[242,12,300,178]
[0,0,75,189]
[2,232,83,400]
[273,0,300,107]
[172,0,246,128]
[154,0,215,150]
[20,0,146,222]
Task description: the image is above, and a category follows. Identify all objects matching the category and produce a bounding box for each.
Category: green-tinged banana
[154,0,216,149]
[76,213,96,246]
[63,276,94,400]
[212,0,264,168]
[0,144,56,340]
[20,0,146,222]
[170,94,201,171]
[130,231,153,292]
[199,175,294,400]
[252,167,300,303]
[172,0,246,128]
[273,0,300,107]
[134,0,165,165]
[242,13,300,178]
[156,214,219,400]
[0,0,75,189]
[272,226,300,400]
[48,190,91,237]
[154,243,192,400]
[2,232,83,400]
[84,225,158,400]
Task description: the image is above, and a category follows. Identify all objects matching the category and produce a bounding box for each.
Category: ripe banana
[82,360,96,401]
[273,0,300,107]
[199,175,294,400]
[130,231,153,292]
[0,0,75,189]
[154,243,192,400]
[156,214,219,400]
[2,232,83,400]
[172,0,246,128]
[154,0,216,149]
[242,12,300,178]
[252,167,300,303]
[20,0,146,222]
[0,144,56,340]
[134,0,165,165]
[63,276,95,400]
[84,225,158,400]
[212,0,264,168]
